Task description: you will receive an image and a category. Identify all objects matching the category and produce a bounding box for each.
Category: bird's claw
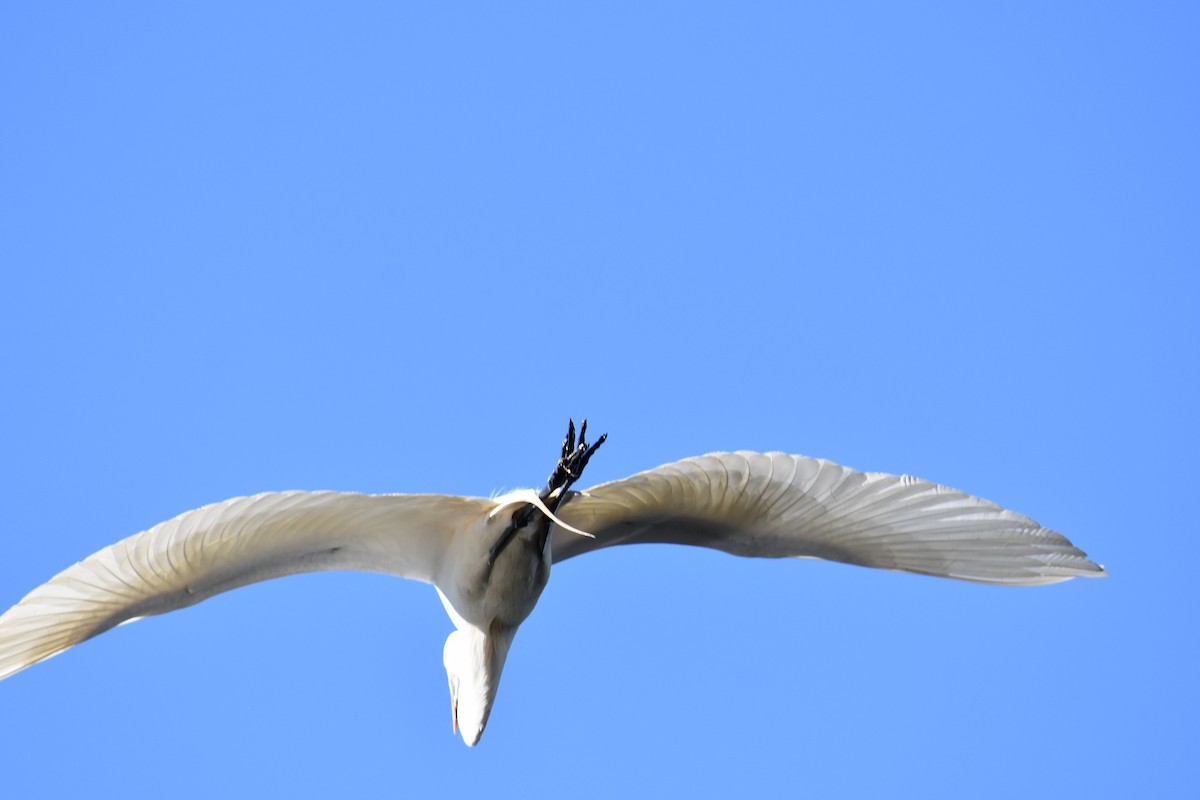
[487,419,607,567]
[544,419,606,510]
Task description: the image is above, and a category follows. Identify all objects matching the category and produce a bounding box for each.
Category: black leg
[487,419,608,566]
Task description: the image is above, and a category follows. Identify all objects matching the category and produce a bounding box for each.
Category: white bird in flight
[0,421,1105,745]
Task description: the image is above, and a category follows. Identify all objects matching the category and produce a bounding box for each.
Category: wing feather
[552,452,1105,586]
[0,491,493,681]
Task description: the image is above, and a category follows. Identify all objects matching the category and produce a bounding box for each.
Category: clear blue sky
[1,3,1195,797]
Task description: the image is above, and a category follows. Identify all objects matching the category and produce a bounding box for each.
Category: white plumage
[0,448,1104,745]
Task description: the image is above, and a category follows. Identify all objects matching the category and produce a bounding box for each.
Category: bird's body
[434,491,555,743]
[0,423,1106,745]
[438,492,553,632]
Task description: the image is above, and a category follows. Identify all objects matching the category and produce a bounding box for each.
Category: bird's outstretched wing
[551,452,1105,585]
[0,491,494,681]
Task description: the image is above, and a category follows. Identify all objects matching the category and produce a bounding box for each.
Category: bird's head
[442,625,517,746]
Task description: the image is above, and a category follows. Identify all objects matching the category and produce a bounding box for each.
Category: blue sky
[1,3,1195,797]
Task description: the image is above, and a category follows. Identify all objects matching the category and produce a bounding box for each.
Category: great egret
[0,421,1105,745]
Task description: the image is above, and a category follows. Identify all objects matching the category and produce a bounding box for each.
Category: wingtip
[1050,559,1107,583]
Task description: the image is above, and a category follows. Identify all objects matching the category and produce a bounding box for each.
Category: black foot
[487,419,607,566]
[542,418,608,512]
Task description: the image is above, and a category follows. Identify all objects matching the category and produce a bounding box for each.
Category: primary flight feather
[0,422,1104,745]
